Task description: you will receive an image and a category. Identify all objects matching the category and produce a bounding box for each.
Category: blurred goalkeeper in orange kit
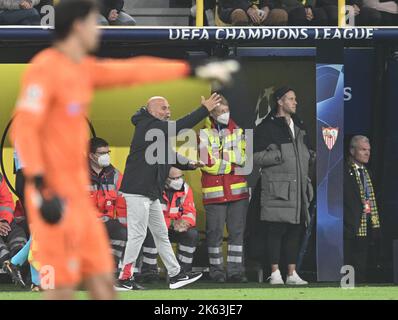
[10,0,239,300]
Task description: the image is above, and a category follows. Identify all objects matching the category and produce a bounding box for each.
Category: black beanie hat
[273,86,294,103]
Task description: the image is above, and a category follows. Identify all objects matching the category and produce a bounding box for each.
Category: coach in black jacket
[117,94,222,288]
[120,94,221,200]
[344,135,381,283]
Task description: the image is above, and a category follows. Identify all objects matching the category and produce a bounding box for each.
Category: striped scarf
[351,163,380,237]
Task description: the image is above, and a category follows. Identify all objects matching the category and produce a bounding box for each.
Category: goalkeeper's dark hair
[54,0,99,41]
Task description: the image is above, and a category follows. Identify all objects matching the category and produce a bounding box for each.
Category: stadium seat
[124,0,191,26]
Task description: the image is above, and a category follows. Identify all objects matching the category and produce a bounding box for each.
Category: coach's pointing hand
[201,93,222,112]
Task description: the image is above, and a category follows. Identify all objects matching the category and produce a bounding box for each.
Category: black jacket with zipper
[120,105,209,200]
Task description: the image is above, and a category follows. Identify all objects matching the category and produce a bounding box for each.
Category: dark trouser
[0,9,41,25]
[321,5,338,26]
[98,12,136,26]
[0,221,27,265]
[266,222,304,265]
[104,219,127,274]
[344,236,369,283]
[141,227,199,274]
[355,7,382,26]
[288,6,333,26]
[379,11,398,26]
[218,7,288,26]
[16,220,30,239]
[205,199,249,279]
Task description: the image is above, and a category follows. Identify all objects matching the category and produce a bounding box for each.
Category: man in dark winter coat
[253,86,314,285]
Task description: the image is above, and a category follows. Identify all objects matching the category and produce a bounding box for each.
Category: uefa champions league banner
[316,64,344,281]
[2,27,398,42]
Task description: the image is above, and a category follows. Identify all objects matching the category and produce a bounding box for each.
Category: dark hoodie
[120,105,209,200]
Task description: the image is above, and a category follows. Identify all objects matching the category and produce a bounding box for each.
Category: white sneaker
[268,269,284,285]
[286,271,308,285]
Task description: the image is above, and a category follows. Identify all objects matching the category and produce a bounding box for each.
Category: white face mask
[216,112,230,125]
[97,154,111,168]
[168,178,184,190]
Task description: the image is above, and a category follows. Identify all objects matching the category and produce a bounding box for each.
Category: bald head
[146,96,171,121]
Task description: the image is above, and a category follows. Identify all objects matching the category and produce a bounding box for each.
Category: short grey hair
[350,135,370,151]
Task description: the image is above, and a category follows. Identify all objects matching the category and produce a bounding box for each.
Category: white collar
[288,118,295,137]
[353,163,364,170]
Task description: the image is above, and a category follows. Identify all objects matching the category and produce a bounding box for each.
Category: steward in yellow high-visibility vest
[198,95,249,283]
[199,118,249,205]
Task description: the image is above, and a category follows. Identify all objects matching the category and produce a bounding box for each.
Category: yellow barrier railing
[338,0,346,27]
[196,0,204,27]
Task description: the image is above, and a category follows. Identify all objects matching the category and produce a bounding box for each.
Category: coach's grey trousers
[121,194,181,277]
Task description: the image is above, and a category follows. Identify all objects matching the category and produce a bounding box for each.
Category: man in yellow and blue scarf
[344,135,381,283]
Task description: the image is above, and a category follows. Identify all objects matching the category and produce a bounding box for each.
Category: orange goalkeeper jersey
[11,48,190,200]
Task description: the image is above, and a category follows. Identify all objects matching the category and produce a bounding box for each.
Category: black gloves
[33,175,64,225]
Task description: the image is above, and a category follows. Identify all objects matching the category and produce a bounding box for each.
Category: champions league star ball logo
[254,86,274,126]
[322,127,339,150]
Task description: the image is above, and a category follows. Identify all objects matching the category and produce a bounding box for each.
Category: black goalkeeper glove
[33,175,64,225]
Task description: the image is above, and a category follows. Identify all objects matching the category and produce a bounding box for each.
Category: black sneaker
[2,260,26,288]
[169,271,202,289]
[227,274,248,283]
[114,278,146,291]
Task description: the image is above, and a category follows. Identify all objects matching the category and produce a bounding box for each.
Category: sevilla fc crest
[322,127,339,150]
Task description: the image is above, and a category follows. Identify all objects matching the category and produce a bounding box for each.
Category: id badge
[363,199,371,215]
